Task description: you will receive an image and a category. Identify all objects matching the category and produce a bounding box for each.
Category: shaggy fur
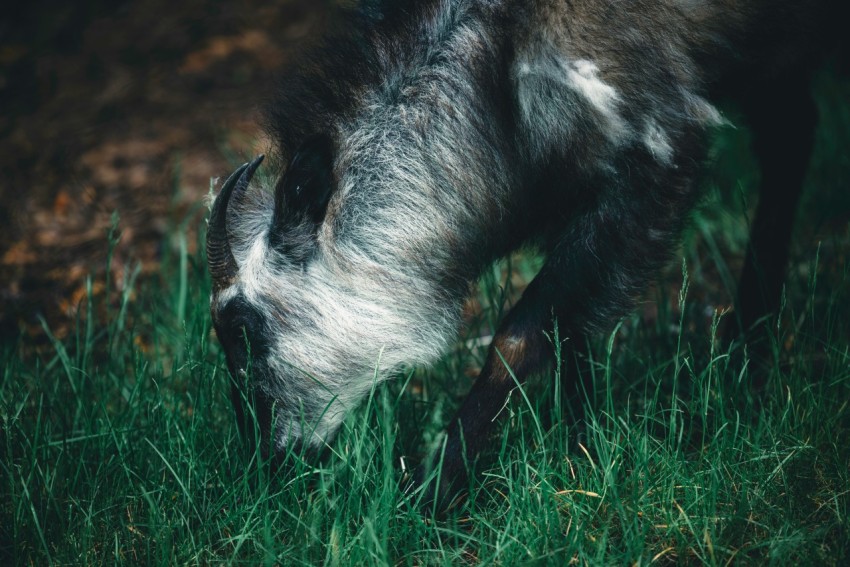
[207,0,838,502]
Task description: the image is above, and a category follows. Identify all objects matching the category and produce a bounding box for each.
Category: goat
[206,0,842,508]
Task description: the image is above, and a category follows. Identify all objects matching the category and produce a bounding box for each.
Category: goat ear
[274,134,334,227]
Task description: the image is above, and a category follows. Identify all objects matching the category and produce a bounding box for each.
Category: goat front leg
[735,71,816,337]
[411,292,559,511]
[413,151,702,511]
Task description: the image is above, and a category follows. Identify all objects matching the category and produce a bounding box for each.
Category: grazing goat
[206,0,841,507]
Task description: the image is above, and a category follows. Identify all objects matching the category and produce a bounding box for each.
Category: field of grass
[3,69,849,565]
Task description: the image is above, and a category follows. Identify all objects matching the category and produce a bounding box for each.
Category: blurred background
[0,0,329,343]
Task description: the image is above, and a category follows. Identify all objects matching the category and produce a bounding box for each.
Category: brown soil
[0,0,327,343]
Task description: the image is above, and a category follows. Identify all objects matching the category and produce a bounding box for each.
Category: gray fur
[209,0,830,450]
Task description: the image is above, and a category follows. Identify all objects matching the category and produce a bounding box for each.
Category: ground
[0,0,324,343]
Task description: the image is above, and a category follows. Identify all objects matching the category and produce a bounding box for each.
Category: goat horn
[207,155,265,291]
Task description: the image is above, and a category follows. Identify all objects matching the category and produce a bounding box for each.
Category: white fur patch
[683,90,726,127]
[568,60,617,117]
[643,120,674,164]
[566,59,627,141]
[238,237,272,303]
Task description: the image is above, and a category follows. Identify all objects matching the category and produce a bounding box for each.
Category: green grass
[3,71,850,565]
